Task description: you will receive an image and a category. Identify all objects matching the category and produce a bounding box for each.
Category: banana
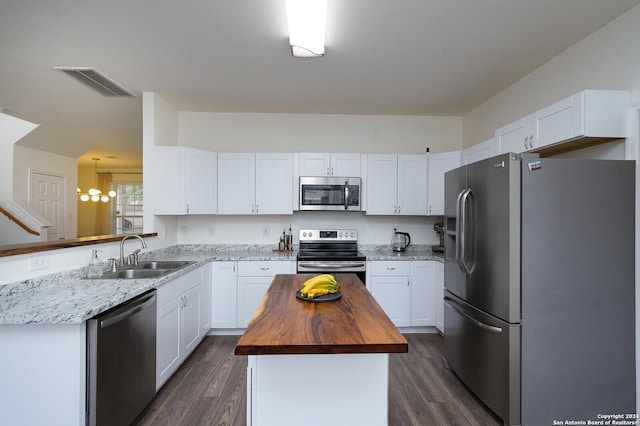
[300,274,339,297]
[302,274,336,288]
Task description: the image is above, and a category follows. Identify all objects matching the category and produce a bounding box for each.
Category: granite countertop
[359,244,444,261]
[0,244,443,326]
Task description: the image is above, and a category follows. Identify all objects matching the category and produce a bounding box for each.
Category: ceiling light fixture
[77,158,116,203]
[285,0,327,58]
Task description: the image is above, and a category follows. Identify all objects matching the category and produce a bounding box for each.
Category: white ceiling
[1,0,639,168]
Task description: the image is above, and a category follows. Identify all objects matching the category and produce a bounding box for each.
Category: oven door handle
[298,262,365,269]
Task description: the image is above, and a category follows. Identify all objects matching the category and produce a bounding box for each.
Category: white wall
[0,113,38,201]
[179,112,462,154]
[462,3,640,147]
[142,92,180,250]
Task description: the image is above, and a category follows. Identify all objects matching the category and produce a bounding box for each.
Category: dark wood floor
[133,333,501,426]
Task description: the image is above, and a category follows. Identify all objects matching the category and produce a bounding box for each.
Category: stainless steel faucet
[120,235,147,267]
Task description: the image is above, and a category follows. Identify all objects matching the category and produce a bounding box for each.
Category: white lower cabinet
[410,261,436,327]
[156,267,207,390]
[211,261,238,329]
[236,261,293,328]
[369,261,411,327]
[433,261,444,333]
[369,260,441,328]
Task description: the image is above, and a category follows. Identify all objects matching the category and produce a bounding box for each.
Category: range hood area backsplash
[174,213,443,247]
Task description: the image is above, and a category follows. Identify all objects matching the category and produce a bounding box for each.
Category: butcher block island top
[235,273,408,356]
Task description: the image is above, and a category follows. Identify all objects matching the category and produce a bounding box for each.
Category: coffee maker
[431,222,444,252]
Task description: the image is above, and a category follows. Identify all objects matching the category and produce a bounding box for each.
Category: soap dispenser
[86,249,104,279]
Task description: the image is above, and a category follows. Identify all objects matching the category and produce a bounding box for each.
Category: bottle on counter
[86,249,105,279]
[285,225,292,250]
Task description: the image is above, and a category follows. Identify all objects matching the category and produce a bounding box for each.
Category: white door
[30,171,66,240]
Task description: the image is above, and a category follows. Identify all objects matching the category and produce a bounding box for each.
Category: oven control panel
[299,229,358,242]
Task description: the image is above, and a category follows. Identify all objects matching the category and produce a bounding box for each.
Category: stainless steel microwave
[299,176,361,211]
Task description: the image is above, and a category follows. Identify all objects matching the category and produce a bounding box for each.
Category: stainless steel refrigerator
[443,152,635,426]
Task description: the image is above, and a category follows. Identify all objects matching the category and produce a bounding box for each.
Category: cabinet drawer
[237,261,293,276]
[370,261,411,276]
[157,268,203,307]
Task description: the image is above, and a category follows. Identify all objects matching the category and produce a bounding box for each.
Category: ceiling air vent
[54,67,135,97]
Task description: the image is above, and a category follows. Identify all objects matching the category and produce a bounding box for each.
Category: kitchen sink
[102,269,171,279]
[99,260,196,279]
[132,260,195,270]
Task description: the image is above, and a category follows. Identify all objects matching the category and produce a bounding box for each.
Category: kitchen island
[235,273,408,426]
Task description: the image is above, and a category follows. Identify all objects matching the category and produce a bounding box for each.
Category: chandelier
[77,158,116,203]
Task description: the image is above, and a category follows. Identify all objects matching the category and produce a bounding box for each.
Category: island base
[247,353,389,426]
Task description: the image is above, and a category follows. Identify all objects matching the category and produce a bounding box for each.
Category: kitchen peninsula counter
[235,273,407,426]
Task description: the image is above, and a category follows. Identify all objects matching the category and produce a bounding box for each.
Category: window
[111,183,143,234]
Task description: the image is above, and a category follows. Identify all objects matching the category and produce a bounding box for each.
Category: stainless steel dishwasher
[86,289,157,426]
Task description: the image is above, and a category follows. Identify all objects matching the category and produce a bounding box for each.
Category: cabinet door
[211,262,238,329]
[237,276,272,328]
[534,94,582,149]
[255,153,293,214]
[218,153,256,214]
[185,149,217,214]
[156,296,182,389]
[200,263,212,335]
[461,138,497,165]
[153,146,186,214]
[496,117,530,154]
[397,155,428,216]
[427,152,460,216]
[433,261,444,333]
[181,285,202,356]
[370,275,411,327]
[299,153,330,176]
[366,155,398,215]
[410,261,436,327]
[331,153,361,177]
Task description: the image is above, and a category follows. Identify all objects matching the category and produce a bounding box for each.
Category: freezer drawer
[443,291,520,426]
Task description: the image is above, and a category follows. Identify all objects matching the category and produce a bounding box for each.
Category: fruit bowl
[295,289,342,302]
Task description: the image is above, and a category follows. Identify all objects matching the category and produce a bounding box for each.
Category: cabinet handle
[327,167,330,176]
[255,204,258,214]
[260,267,270,271]
[186,203,190,214]
[530,134,534,148]
[386,267,396,270]
[252,205,255,214]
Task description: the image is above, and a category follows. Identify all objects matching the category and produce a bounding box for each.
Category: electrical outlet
[29,255,50,271]
[181,225,188,236]
[262,226,270,238]
[208,225,216,237]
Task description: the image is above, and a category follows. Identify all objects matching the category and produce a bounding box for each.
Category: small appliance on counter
[391,229,411,252]
[431,222,444,253]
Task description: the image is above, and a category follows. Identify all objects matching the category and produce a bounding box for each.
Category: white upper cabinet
[366,154,428,215]
[496,90,630,155]
[496,116,532,154]
[154,146,217,215]
[218,153,293,215]
[461,138,497,165]
[535,90,630,149]
[427,151,461,216]
[299,153,361,177]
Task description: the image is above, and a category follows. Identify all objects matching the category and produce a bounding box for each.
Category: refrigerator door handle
[455,189,466,271]
[444,296,503,334]
[460,189,475,274]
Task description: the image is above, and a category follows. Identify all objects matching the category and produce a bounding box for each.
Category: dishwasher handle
[100,291,156,329]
